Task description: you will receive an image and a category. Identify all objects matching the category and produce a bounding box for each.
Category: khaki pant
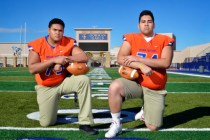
[35,75,94,127]
[116,78,166,127]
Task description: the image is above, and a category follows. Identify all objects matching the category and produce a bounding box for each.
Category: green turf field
[0,67,210,140]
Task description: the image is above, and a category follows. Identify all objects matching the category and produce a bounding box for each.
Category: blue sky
[0,0,210,51]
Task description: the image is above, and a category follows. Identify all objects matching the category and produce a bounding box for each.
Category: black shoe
[79,125,98,135]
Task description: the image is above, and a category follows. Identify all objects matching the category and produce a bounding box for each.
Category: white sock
[111,112,121,124]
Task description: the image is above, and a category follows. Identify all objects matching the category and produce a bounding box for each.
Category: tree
[99,52,106,67]
[86,52,93,67]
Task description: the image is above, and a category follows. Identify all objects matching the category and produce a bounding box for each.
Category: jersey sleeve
[73,39,77,46]
[27,37,44,53]
[28,41,35,51]
[122,33,134,46]
[164,36,175,47]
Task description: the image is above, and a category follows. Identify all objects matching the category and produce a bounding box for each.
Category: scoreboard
[78,42,108,51]
[78,33,109,51]
[75,28,111,52]
[79,34,108,40]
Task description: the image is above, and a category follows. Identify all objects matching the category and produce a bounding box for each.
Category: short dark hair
[48,18,65,28]
[139,10,154,23]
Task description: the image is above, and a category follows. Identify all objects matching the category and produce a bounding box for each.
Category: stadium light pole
[20,25,22,67]
[24,22,26,55]
[20,25,22,48]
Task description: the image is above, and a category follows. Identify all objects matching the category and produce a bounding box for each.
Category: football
[66,62,89,75]
[118,65,139,80]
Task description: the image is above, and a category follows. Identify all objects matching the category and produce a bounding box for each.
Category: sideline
[167,71,210,78]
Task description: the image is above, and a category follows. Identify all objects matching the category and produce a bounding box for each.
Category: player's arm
[52,46,88,72]
[118,41,148,69]
[68,46,88,63]
[123,44,173,69]
[28,50,68,74]
[138,45,173,69]
[117,41,131,66]
[118,41,153,76]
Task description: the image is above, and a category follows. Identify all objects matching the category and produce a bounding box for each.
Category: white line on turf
[167,71,210,78]
[1,80,210,84]
[167,82,210,83]
[1,91,210,94]
[0,90,35,92]
[169,92,210,94]
[0,127,210,131]
[0,80,34,82]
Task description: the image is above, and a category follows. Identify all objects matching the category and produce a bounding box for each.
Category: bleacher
[170,52,210,75]
[182,52,210,72]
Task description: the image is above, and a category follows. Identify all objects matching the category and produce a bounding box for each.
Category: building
[110,47,120,67]
[0,42,27,67]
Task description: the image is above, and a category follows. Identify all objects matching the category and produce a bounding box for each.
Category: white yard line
[1,80,210,83]
[169,92,210,94]
[0,80,34,82]
[0,127,210,131]
[167,82,210,83]
[0,90,35,92]
[1,90,210,94]
[167,71,210,78]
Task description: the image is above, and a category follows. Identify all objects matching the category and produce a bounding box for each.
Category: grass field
[0,67,210,140]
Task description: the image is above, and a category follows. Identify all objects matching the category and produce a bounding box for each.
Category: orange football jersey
[123,33,174,90]
[28,35,76,86]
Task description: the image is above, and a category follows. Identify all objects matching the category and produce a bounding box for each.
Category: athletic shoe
[105,121,122,138]
[135,107,144,121]
[79,125,98,135]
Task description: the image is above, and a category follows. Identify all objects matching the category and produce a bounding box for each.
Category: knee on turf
[146,123,160,131]
[40,119,56,127]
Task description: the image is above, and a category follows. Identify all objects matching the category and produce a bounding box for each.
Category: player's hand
[53,56,69,65]
[122,56,139,66]
[139,63,153,76]
[53,64,62,72]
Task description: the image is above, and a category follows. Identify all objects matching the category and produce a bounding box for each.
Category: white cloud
[0,28,22,33]
[31,29,47,33]
[0,28,47,34]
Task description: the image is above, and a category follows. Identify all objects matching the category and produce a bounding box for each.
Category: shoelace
[109,121,117,128]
